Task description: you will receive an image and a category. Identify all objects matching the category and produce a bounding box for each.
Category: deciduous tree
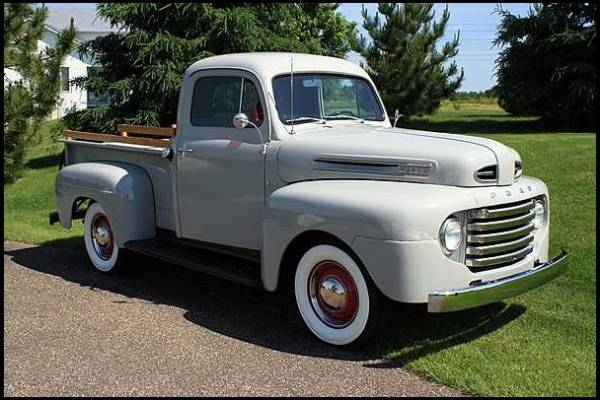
[494,3,596,130]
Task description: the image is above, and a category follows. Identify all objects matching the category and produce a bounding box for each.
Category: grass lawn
[4,123,84,248]
[3,102,596,396]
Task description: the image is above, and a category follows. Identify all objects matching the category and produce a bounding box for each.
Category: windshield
[272,73,385,125]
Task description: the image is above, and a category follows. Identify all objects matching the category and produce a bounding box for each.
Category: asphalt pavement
[4,240,463,396]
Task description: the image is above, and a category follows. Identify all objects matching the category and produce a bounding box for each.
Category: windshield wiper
[284,116,326,124]
[323,115,365,123]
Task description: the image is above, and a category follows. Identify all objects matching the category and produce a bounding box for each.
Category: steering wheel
[329,110,357,117]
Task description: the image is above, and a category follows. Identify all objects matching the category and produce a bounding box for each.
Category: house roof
[45,7,119,33]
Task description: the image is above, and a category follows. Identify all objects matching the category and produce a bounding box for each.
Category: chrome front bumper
[428,250,568,313]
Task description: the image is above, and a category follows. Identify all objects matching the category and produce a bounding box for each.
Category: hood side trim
[313,154,436,179]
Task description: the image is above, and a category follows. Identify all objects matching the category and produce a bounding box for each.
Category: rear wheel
[83,202,124,273]
[294,244,380,346]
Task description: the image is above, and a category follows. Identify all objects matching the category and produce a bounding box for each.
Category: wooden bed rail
[63,124,176,148]
[63,130,171,148]
[117,124,176,137]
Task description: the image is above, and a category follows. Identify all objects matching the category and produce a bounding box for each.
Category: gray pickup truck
[52,53,567,346]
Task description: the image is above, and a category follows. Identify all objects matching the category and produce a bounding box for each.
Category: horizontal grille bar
[468,210,535,232]
[467,223,535,244]
[465,198,539,271]
[466,234,534,256]
[468,200,534,219]
[466,245,534,267]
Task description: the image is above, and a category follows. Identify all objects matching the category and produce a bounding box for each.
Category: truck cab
[53,53,567,346]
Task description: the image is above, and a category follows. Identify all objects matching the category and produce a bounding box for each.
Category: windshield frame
[271,72,386,125]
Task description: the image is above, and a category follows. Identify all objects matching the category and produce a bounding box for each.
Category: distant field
[3,102,596,396]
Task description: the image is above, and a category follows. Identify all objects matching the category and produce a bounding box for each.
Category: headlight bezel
[439,216,464,255]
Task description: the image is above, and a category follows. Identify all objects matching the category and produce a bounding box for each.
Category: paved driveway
[4,241,462,396]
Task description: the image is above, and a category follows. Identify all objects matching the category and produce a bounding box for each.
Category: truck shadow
[5,243,525,365]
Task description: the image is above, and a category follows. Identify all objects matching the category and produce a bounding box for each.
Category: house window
[60,67,70,92]
[86,66,109,108]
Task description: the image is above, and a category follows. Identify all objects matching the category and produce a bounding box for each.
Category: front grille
[465,199,535,271]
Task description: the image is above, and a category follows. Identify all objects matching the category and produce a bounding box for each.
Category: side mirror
[233,112,250,129]
[393,109,402,128]
[232,112,267,155]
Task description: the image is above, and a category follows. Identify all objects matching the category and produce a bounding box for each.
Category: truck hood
[276,123,521,187]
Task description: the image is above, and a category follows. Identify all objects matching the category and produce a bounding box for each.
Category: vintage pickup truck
[52,53,567,346]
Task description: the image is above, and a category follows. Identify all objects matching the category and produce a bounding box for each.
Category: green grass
[4,104,596,396]
[3,122,84,248]
[380,101,596,396]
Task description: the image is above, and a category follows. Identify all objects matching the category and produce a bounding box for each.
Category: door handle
[177,147,193,158]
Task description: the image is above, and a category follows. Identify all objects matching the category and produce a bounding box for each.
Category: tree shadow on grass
[26,154,59,170]
[5,243,525,365]
[398,118,553,135]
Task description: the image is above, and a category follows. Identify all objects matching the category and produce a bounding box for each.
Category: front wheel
[83,202,124,273]
[294,244,380,346]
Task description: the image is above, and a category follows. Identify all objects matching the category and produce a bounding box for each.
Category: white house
[41,8,120,118]
[4,67,24,87]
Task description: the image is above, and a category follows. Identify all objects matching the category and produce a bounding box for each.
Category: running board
[124,235,262,288]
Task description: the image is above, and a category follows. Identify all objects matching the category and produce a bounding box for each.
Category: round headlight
[533,199,545,229]
[439,217,463,254]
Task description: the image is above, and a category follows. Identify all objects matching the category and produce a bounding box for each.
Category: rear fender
[55,162,156,246]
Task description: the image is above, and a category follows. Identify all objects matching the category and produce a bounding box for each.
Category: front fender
[55,162,156,247]
[261,179,477,292]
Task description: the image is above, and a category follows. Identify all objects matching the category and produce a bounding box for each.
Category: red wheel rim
[91,213,114,260]
[307,260,359,328]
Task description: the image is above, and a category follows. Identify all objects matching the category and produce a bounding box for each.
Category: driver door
[175,69,268,250]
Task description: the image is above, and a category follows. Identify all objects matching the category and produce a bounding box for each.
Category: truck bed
[62,125,176,231]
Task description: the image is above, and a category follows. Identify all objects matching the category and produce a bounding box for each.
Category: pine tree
[4,3,75,183]
[355,3,464,118]
[64,3,357,132]
[494,3,596,130]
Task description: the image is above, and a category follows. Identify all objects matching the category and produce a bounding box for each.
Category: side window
[191,76,264,128]
[241,79,263,126]
[191,77,242,127]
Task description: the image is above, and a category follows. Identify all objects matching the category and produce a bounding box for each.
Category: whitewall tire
[83,202,122,273]
[294,244,378,346]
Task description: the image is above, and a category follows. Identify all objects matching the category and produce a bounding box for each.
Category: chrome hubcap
[308,261,358,328]
[93,226,110,246]
[319,277,347,310]
[91,213,113,260]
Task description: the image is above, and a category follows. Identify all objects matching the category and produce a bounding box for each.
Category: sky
[42,2,532,92]
[339,3,532,92]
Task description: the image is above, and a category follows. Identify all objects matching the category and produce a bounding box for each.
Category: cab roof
[185,52,371,83]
